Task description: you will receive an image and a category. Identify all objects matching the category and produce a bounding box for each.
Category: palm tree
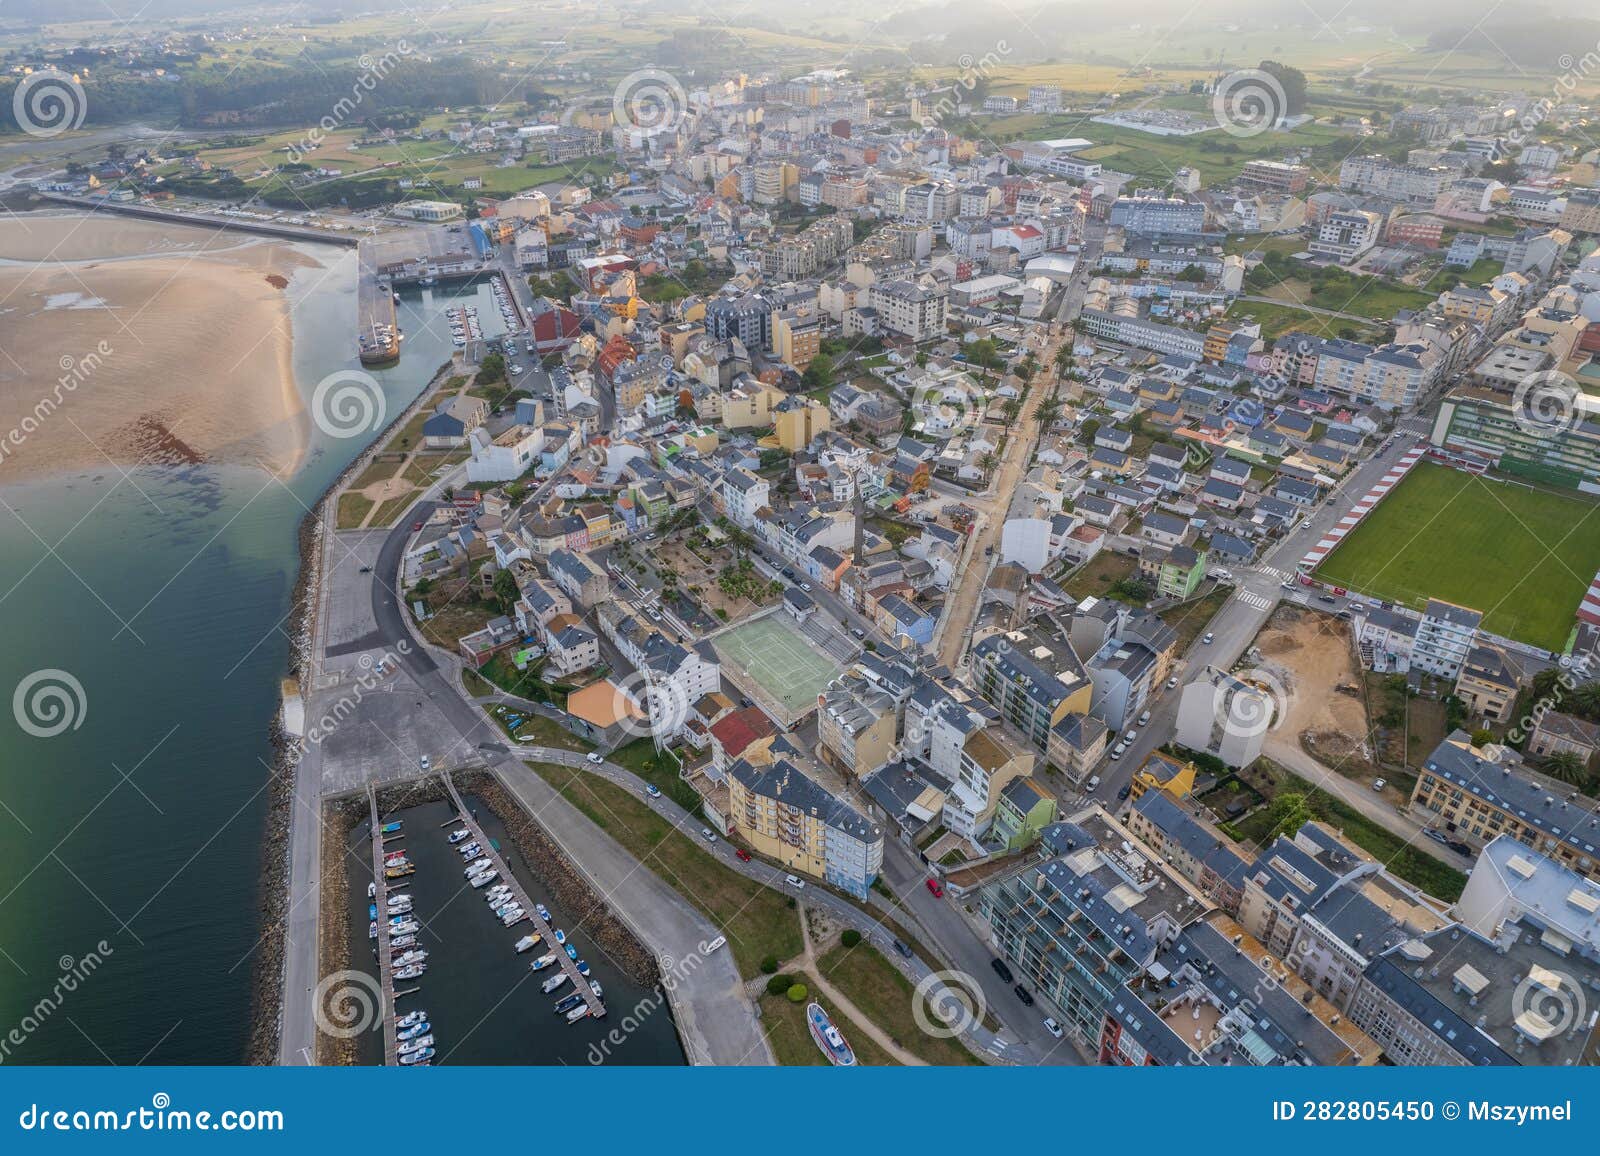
[1570,681,1600,721]
[978,451,998,480]
[1052,345,1074,383]
[1542,749,1592,789]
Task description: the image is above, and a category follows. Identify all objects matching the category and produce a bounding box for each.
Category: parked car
[1109,743,1125,760]
[1201,632,1215,644]
[1137,710,1151,726]
[644,784,662,799]
[851,627,866,639]
[1166,675,1179,689]
[1042,1017,1064,1039]
[1447,840,1473,857]
[990,957,1015,984]
[1124,729,1138,743]
[1013,984,1035,1007]
[1372,778,1387,792]
[1423,829,1449,846]
[925,877,944,898]
[418,755,430,770]
[735,848,751,862]
[1318,594,1337,605]
[700,827,717,842]
[1117,784,1131,801]
[892,939,913,959]
[784,874,806,889]
[586,752,604,765]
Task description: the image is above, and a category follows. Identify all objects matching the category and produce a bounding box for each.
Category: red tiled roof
[708,706,776,758]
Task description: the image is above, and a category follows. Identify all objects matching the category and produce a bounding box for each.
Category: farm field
[1314,463,1600,651]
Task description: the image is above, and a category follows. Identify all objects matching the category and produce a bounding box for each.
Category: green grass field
[1314,464,1600,650]
[713,616,842,716]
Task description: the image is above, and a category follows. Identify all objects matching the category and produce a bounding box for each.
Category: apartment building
[868,279,948,341]
[546,547,610,608]
[1308,210,1383,264]
[719,467,770,527]
[970,626,1093,760]
[1239,160,1310,194]
[817,671,899,778]
[726,757,884,898]
[1175,666,1273,768]
[1432,385,1600,490]
[1339,155,1451,203]
[1409,731,1600,877]
[976,810,1212,1042]
[1411,599,1482,679]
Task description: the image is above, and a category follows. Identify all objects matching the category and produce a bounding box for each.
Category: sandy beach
[0,212,322,481]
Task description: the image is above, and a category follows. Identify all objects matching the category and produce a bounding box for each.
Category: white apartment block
[1411,599,1481,679]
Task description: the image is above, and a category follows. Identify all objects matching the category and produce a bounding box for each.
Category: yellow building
[772,310,823,369]
[726,757,884,897]
[719,383,784,429]
[1128,750,1198,804]
[772,396,831,452]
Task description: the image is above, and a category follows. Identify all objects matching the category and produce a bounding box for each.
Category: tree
[766,973,795,996]
[1542,750,1592,790]
[801,352,835,390]
[759,955,780,974]
[840,929,862,948]
[491,568,519,614]
[1570,681,1600,721]
[1267,791,1316,840]
[1470,728,1497,748]
[785,984,809,1003]
[1053,345,1074,382]
[978,451,998,478]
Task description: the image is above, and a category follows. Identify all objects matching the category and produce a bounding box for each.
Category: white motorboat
[469,871,499,888]
[541,972,568,995]
[565,1005,591,1024]
[500,908,525,926]
[397,1020,430,1041]
[463,858,491,875]
[397,1035,434,1055]
[448,829,470,844]
[513,934,542,953]
[529,952,558,972]
[396,1010,427,1030]
[398,1046,433,1065]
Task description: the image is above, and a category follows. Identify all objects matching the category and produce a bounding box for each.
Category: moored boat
[368,921,378,940]
[575,960,590,976]
[394,964,425,980]
[564,944,578,960]
[565,1004,591,1024]
[367,882,377,898]
[530,952,558,972]
[535,903,551,922]
[462,858,490,875]
[806,1003,856,1067]
[397,1020,431,1041]
[469,871,498,888]
[541,972,569,995]
[397,1010,427,1030]
[553,993,584,1015]
[380,821,402,834]
[553,929,566,945]
[513,934,542,953]
[397,1035,433,1054]
[398,1046,434,1065]
[448,828,470,843]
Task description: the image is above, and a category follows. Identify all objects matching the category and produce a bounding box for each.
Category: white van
[1110,742,1126,760]
[784,874,806,889]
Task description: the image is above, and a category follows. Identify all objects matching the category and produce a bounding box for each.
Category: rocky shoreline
[246,359,456,1066]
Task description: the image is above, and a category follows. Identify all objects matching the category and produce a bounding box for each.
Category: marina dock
[356,239,401,365]
[367,784,402,1067]
[442,776,605,1021]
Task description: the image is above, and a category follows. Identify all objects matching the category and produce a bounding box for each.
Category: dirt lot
[1250,605,1370,765]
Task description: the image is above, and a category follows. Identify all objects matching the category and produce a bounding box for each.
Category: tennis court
[713,615,843,719]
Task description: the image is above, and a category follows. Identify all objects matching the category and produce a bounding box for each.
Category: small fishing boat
[380,821,402,834]
[575,960,590,976]
[394,964,425,980]
[806,1004,856,1067]
[384,848,408,860]
[367,882,377,898]
[535,903,551,922]
[397,1020,431,1041]
[368,921,378,940]
[565,1005,591,1024]
[564,944,578,960]
[397,1010,427,1030]
[463,858,491,876]
[529,952,558,972]
[469,871,498,888]
[368,904,378,921]
[500,909,525,927]
[494,901,521,918]
[513,934,542,954]
[387,912,412,925]
[384,865,415,879]
[589,980,604,999]
[448,828,470,844]
[457,843,481,858]
[541,972,569,995]
[397,1034,434,1055]
[398,1046,433,1065]
[553,993,584,1015]
[553,929,567,946]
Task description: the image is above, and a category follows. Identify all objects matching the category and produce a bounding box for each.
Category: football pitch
[713,615,842,716]
[1314,463,1600,651]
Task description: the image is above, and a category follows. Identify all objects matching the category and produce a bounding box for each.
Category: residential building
[1411,599,1481,679]
[1175,666,1273,768]
[1453,645,1520,723]
[726,757,884,898]
[970,626,1094,758]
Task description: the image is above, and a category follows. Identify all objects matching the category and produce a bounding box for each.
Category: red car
[735,848,752,862]
[411,521,423,531]
[925,878,944,898]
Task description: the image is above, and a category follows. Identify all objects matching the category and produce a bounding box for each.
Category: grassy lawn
[370,492,423,528]
[335,492,374,529]
[1314,463,1600,650]
[816,943,983,1065]
[758,990,899,1066]
[1161,584,1232,651]
[525,761,802,978]
[484,703,594,752]
[607,739,703,817]
[350,459,401,489]
[1060,551,1136,599]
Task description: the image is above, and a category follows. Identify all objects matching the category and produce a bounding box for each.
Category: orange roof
[708,706,776,758]
[566,680,646,729]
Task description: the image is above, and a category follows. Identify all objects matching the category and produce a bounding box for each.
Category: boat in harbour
[541,972,569,995]
[368,921,378,940]
[565,1005,591,1024]
[380,821,403,834]
[389,934,417,950]
[448,828,470,844]
[397,1035,434,1055]
[513,934,542,954]
[397,1010,427,1030]
[384,864,415,879]
[469,871,499,888]
[535,903,551,922]
[500,909,525,926]
[530,952,558,972]
[367,882,377,898]
[806,1004,856,1067]
[565,944,578,960]
[398,1046,434,1065]
[575,960,590,976]
[589,980,604,999]
[553,929,566,945]
[462,858,491,875]
[397,1020,431,1041]
[553,993,584,1015]
[394,964,426,980]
